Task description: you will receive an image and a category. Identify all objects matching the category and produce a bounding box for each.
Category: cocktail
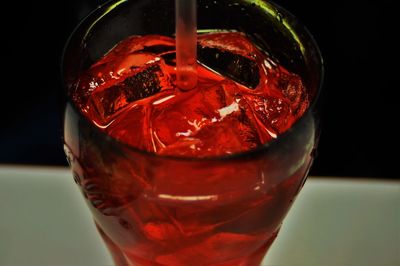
[62,0,323,265]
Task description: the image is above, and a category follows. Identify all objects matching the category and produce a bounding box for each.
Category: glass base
[97,222,278,266]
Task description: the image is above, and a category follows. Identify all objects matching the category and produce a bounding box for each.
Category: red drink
[64,32,313,265]
[73,32,309,156]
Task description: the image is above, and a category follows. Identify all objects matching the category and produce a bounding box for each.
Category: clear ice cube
[245,94,292,136]
[150,80,261,156]
[272,68,309,118]
[197,32,261,89]
[88,62,173,125]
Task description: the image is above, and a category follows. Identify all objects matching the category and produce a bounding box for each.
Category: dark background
[0,0,396,178]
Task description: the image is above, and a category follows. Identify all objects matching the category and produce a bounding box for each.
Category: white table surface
[0,165,399,266]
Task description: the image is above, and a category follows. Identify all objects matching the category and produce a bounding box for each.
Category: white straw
[175,0,197,90]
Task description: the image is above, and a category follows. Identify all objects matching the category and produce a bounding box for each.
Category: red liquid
[73,32,308,156]
[66,32,312,265]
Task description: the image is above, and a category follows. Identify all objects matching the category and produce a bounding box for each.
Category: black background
[0,0,396,178]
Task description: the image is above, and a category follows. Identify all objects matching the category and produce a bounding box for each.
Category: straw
[175,0,197,90]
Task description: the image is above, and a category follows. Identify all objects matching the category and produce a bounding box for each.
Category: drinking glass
[62,0,323,265]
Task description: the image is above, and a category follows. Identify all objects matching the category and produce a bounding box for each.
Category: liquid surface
[72,32,309,156]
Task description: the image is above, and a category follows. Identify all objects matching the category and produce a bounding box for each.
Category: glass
[62,0,323,265]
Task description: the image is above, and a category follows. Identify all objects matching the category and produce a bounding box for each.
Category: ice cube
[105,102,150,151]
[172,115,259,156]
[150,80,262,156]
[88,63,173,125]
[197,46,260,89]
[272,67,309,118]
[76,35,176,124]
[198,32,261,58]
[161,52,177,66]
[245,94,292,137]
[150,80,232,150]
[197,32,261,89]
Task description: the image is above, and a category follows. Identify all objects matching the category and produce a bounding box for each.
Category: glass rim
[61,0,324,162]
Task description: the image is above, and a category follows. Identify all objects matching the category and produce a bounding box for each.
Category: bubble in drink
[73,32,309,156]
